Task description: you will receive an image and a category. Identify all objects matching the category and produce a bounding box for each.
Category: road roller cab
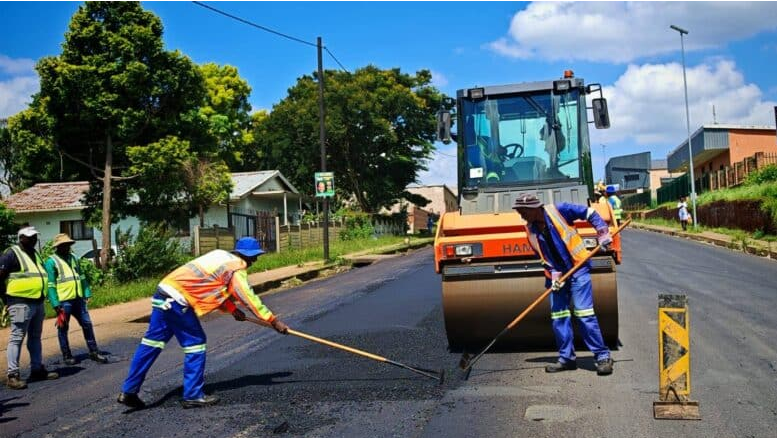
[434,72,620,351]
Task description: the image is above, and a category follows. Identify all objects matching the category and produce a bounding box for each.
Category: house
[666,124,777,176]
[383,184,458,233]
[605,152,674,201]
[2,170,301,256]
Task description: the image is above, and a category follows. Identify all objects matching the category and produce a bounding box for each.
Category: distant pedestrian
[44,233,109,366]
[678,196,691,231]
[1,226,59,390]
[118,237,289,410]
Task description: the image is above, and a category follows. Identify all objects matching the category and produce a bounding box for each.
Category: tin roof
[3,181,91,213]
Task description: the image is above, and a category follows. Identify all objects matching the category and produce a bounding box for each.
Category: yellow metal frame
[658,305,691,398]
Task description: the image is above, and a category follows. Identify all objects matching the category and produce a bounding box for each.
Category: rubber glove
[550,270,565,291]
[597,228,613,250]
[271,318,289,335]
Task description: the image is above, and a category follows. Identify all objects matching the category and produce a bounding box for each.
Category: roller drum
[442,263,618,351]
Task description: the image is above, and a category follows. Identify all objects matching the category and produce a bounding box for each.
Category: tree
[0,202,16,250]
[36,2,206,267]
[254,65,449,212]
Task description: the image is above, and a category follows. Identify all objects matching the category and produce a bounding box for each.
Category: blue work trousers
[121,292,207,401]
[549,273,610,363]
[57,297,99,355]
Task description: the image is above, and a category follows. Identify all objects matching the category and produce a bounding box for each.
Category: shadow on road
[0,395,29,424]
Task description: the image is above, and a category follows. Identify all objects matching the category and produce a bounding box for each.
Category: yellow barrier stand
[654,294,700,420]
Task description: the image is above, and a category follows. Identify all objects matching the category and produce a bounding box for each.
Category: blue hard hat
[234,237,264,257]
[606,185,616,194]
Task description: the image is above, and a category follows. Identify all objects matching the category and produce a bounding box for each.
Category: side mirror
[436,110,452,144]
[592,98,610,129]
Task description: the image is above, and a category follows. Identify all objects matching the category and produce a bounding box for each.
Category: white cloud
[430,70,449,88]
[592,59,777,150]
[490,2,777,63]
[0,54,36,75]
[0,76,39,119]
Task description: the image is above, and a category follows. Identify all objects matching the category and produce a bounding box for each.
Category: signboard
[314,172,335,198]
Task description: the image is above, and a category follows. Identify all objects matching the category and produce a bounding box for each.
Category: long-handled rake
[245,316,445,384]
[459,219,631,372]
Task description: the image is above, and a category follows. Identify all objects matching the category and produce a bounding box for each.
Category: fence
[703,152,777,191]
[193,226,235,255]
[622,190,652,211]
[277,221,343,252]
[657,173,692,205]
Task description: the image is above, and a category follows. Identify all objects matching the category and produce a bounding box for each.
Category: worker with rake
[117,237,289,409]
[513,194,614,376]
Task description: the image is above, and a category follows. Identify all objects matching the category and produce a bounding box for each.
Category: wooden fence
[277,221,344,252]
[193,226,235,255]
[703,152,777,191]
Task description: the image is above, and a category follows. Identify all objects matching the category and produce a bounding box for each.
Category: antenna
[712,105,717,124]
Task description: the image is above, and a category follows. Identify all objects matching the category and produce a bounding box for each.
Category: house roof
[4,170,300,213]
[230,170,299,200]
[3,182,90,213]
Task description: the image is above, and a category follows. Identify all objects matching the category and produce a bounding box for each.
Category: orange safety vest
[159,249,274,321]
[526,205,590,270]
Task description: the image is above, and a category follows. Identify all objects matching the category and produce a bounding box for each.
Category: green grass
[635,217,777,241]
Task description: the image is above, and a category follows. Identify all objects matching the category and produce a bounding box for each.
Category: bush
[745,164,777,186]
[112,224,187,282]
[338,210,375,241]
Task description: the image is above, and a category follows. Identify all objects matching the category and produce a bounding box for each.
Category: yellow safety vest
[49,254,84,301]
[6,245,47,299]
[526,205,590,269]
[609,195,623,221]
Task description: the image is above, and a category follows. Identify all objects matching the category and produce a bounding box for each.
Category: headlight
[583,237,598,249]
[454,244,473,256]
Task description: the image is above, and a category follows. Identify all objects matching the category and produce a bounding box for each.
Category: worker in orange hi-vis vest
[118,237,288,410]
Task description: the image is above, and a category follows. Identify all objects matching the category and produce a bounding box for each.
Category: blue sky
[2,2,777,187]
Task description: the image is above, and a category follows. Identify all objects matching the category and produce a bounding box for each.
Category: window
[60,220,94,240]
[624,174,640,182]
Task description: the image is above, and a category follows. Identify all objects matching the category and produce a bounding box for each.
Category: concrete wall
[728,129,777,164]
[12,210,141,257]
[405,185,458,215]
[648,168,673,200]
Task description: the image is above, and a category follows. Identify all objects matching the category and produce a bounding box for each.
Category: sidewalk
[631,221,777,259]
[0,238,433,374]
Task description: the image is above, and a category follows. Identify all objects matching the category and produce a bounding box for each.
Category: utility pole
[601,143,607,182]
[317,36,329,261]
[671,24,698,229]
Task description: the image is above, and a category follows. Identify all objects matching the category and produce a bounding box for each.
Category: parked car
[80,247,117,264]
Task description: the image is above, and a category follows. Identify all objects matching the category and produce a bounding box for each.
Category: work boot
[28,366,59,382]
[180,394,220,409]
[545,360,577,373]
[596,357,614,376]
[63,351,78,366]
[89,351,109,364]
[6,372,27,390]
[117,392,146,409]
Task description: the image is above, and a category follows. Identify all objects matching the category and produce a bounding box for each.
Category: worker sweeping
[117,237,289,409]
[512,194,614,376]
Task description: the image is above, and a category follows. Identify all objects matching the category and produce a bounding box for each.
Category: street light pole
[671,24,698,229]
[601,143,607,182]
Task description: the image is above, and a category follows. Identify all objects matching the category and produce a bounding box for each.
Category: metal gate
[229,210,277,252]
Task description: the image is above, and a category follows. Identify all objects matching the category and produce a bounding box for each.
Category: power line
[192,1,349,73]
[324,47,348,73]
[192,1,316,47]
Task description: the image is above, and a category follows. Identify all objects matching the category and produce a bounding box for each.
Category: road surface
[1,229,775,437]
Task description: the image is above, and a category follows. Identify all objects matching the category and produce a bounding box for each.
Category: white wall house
[2,170,301,255]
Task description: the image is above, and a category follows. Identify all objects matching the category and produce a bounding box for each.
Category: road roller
[434,71,622,351]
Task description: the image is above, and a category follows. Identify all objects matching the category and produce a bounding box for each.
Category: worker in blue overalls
[513,194,614,376]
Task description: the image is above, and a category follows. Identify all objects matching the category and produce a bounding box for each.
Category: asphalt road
[2,229,776,437]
